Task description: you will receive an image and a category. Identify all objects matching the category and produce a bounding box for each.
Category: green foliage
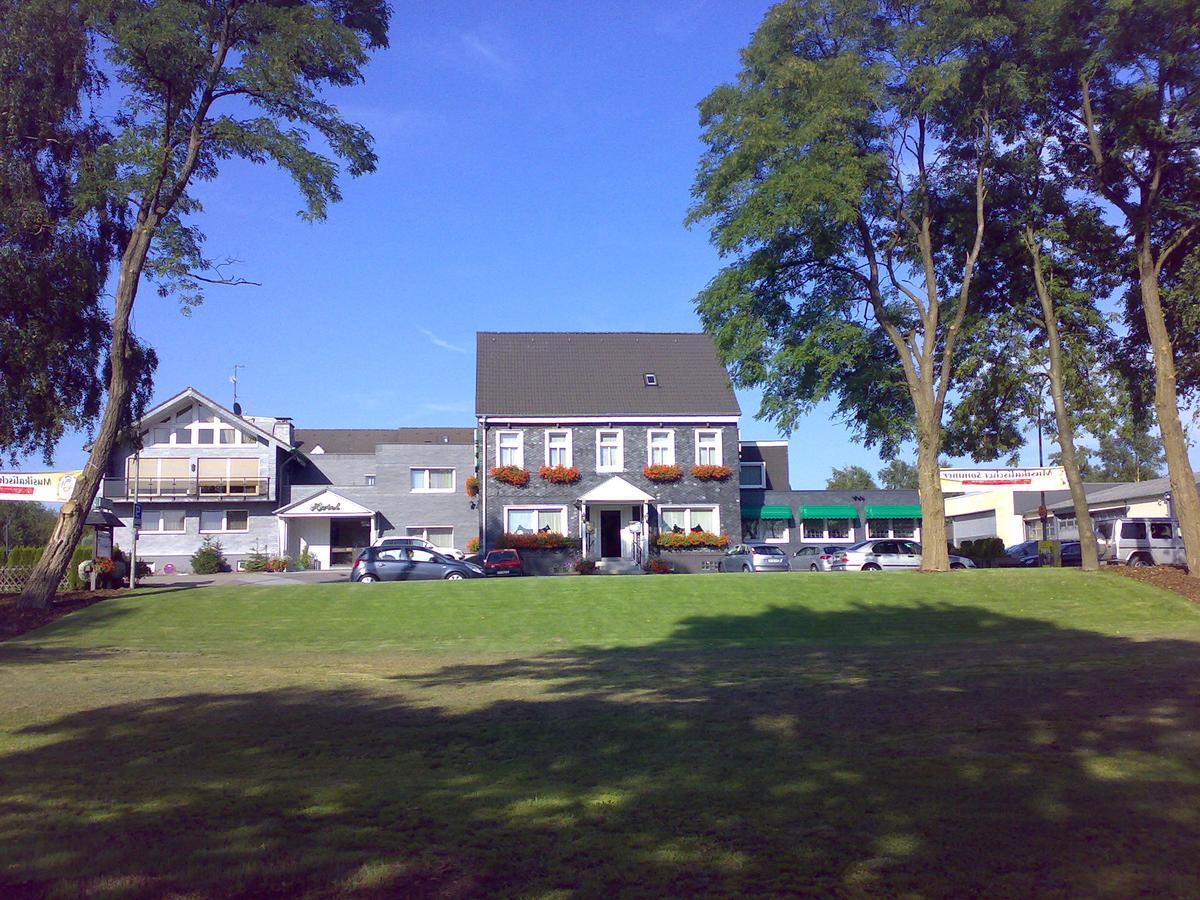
[877,459,919,491]
[86,0,391,309]
[0,0,157,464]
[956,538,1005,566]
[190,536,227,575]
[686,0,1003,460]
[0,502,60,547]
[242,543,270,573]
[66,545,93,590]
[296,548,313,571]
[826,465,878,491]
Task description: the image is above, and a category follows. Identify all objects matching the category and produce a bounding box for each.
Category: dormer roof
[131,386,291,449]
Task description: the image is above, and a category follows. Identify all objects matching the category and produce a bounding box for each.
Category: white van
[1094,517,1185,567]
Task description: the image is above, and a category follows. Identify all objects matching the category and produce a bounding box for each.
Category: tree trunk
[1025,230,1100,570]
[1136,239,1200,574]
[16,224,153,609]
[915,404,949,571]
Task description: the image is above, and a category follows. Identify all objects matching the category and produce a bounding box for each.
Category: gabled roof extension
[128,386,288,449]
[475,332,741,417]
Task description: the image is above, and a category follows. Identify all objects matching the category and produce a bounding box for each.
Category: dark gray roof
[476,332,741,416]
[293,428,475,454]
[1042,476,1194,514]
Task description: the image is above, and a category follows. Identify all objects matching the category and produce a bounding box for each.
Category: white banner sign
[940,466,1069,492]
[0,471,83,503]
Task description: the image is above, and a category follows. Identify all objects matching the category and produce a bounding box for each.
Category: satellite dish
[233,402,242,415]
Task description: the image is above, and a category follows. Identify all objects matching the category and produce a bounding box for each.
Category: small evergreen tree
[190,537,227,575]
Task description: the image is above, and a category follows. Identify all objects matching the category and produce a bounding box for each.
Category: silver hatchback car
[830,540,976,571]
[718,542,791,572]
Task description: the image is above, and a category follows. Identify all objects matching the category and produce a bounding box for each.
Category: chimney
[272,417,294,446]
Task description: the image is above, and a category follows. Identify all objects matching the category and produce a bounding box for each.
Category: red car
[483,549,525,576]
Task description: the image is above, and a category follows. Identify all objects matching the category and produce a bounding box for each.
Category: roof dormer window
[644,373,657,386]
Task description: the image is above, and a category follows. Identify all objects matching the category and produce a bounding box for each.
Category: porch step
[593,559,644,575]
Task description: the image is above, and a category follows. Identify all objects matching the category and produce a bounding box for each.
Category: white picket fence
[0,566,72,593]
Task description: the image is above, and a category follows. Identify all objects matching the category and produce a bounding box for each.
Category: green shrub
[242,543,269,572]
[191,537,228,574]
[67,546,93,590]
[574,559,597,575]
[296,548,313,571]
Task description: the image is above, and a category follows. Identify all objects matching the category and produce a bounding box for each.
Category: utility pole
[130,447,140,589]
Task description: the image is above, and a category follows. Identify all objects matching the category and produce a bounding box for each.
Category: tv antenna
[230,364,245,413]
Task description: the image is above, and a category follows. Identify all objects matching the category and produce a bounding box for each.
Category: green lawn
[2,571,1199,896]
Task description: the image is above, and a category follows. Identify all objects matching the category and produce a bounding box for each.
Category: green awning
[741,504,793,520]
[865,504,923,519]
[799,505,859,520]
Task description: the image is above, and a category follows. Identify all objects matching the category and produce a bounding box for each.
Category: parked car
[830,540,976,571]
[1018,541,1082,567]
[717,543,791,572]
[1005,540,1040,561]
[794,544,845,572]
[351,546,483,582]
[373,534,465,560]
[1094,517,1185,567]
[483,549,525,576]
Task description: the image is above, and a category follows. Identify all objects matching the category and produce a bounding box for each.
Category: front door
[600,510,622,558]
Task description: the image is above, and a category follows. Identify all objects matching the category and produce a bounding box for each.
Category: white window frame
[646,429,676,466]
[140,508,187,534]
[410,467,456,493]
[596,429,624,472]
[199,509,250,533]
[658,505,720,535]
[544,429,573,468]
[739,462,766,488]
[866,518,921,540]
[496,430,524,468]
[365,474,376,486]
[503,505,569,535]
[800,518,856,542]
[695,429,722,466]
[406,525,455,548]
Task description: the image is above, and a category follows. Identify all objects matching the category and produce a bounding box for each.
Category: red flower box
[653,531,731,549]
[643,464,683,483]
[538,465,582,484]
[490,466,530,487]
[691,464,732,481]
[465,475,480,497]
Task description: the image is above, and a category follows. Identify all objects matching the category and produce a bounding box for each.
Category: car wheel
[742,564,751,573]
[445,572,465,580]
[862,563,881,571]
[1128,554,1151,568]
[717,562,723,572]
[358,574,378,583]
[810,563,819,572]
[951,563,964,569]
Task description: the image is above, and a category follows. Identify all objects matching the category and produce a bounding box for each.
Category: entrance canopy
[275,489,375,518]
[578,476,655,504]
[798,504,856,520]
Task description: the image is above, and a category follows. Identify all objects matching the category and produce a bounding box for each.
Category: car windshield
[751,546,785,556]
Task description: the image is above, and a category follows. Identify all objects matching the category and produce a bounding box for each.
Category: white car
[830,539,975,571]
[372,535,465,560]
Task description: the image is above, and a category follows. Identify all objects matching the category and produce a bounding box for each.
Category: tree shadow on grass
[2,603,1200,896]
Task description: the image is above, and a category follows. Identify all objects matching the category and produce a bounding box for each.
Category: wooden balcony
[102,477,271,500]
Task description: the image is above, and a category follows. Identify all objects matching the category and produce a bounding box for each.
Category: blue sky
[23,0,1193,481]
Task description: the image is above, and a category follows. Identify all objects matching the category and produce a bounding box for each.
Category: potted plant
[538,465,582,484]
[691,464,733,481]
[491,466,531,487]
[643,464,683,483]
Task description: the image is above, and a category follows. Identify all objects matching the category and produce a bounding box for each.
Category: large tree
[0,0,155,465]
[688,0,1003,570]
[1025,0,1200,571]
[17,0,390,609]
[877,458,918,490]
[826,465,879,491]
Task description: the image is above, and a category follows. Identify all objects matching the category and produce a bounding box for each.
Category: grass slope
[2,571,1199,897]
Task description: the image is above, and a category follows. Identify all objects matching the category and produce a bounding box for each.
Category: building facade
[476,332,743,566]
[104,388,474,572]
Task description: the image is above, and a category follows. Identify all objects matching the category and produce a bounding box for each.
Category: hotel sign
[0,471,83,503]
[940,467,1069,492]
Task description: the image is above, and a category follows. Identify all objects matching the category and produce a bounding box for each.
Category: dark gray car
[352,546,483,582]
[718,542,791,572]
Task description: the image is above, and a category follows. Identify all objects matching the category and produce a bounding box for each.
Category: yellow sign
[0,471,83,503]
[940,467,1069,492]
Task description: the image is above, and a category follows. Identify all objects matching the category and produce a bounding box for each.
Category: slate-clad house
[104,387,474,572]
[475,332,743,567]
